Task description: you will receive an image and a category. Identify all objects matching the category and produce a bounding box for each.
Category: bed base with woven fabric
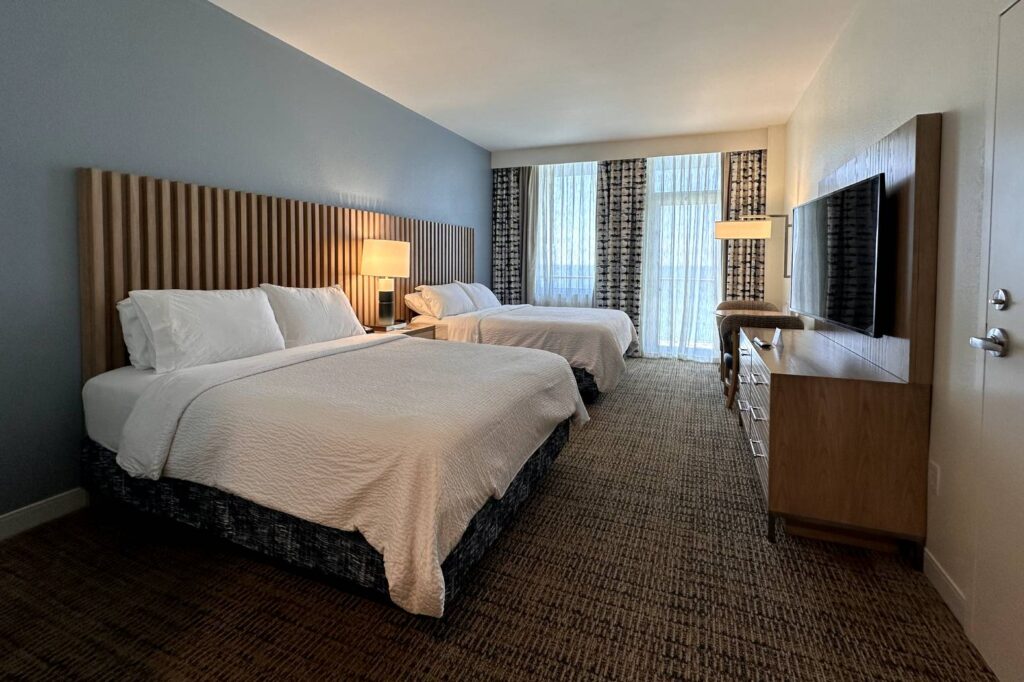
[572,367,599,404]
[573,353,632,404]
[80,419,570,610]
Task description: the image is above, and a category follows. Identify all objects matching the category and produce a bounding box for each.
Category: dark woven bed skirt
[572,367,599,403]
[80,419,570,613]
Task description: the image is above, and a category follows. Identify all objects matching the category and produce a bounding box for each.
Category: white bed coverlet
[420,305,637,392]
[117,334,588,617]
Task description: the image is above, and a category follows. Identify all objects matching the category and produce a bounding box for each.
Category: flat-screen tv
[789,173,889,337]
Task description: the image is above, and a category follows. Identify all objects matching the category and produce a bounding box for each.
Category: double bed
[76,168,589,617]
[83,335,585,616]
[408,285,638,402]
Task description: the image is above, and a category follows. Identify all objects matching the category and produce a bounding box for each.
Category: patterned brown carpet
[0,359,994,680]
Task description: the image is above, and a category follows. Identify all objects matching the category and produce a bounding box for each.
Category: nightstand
[387,324,435,340]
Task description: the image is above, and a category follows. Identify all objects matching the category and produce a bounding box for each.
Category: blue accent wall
[0,0,492,514]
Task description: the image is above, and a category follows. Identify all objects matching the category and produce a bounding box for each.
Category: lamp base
[377,277,395,326]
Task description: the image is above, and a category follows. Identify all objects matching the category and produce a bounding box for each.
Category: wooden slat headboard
[78,168,474,381]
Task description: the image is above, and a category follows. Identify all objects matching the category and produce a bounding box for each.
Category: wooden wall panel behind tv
[78,168,474,381]
[814,114,941,385]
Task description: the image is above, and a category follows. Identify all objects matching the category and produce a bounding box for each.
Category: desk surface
[741,328,903,383]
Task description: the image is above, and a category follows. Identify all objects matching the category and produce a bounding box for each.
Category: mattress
[413,304,637,392]
[82,366,160,452]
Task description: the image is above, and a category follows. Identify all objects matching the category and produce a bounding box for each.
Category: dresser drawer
[741,409,770,506]
[738,364,769,391]
[743,378,770,411]
[738,399,770,451]
[740,367,770,421]
[747,351,771,389]
[746,422,769,460]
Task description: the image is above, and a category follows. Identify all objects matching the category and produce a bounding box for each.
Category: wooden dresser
[738,327,930,557]
[731,115,942,562]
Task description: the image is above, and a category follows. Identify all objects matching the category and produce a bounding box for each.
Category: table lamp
[360,239,410,326]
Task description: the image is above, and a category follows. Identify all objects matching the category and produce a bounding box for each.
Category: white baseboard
[924,547,967,625]
[0,488,90,542]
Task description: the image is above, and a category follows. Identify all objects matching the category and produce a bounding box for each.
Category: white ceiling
[212,0,859,151]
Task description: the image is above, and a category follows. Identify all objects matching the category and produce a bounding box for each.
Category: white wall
[783,0,1001,628]
[493,126,790,309]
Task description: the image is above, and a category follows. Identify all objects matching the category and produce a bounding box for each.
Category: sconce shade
[714,219,772,240]
[360,239,410,278]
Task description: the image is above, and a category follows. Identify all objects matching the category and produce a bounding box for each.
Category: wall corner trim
[924,547,968,625]
[0,488,90,542]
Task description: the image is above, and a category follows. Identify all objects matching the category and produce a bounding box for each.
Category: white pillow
[116,298,155,369]
[129,288,285,373]
[416,283,477,318]
[404,292,433,317]
[456,281,501,310]
[260,284,366,348]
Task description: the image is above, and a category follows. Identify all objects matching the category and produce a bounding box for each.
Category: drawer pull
[751,406,768,422]
[738,399,751,412]
[739,374,750,384]
[739,348,751,356]
[751,372,768,385]
[749,439,767,458]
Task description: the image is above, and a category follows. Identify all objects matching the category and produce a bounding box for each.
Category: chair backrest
[720,314,804,354]
[715,300,779,312]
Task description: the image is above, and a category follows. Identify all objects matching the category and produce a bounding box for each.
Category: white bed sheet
[113,334,588,617]
[413,305,638,392]
[82,366,160,452]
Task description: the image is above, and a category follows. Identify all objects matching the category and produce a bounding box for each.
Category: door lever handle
[969,328,1008,357]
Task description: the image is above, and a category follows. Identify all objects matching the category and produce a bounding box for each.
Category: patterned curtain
[596,158,646,347]
[724,150,767,300]
[491,167,527,304]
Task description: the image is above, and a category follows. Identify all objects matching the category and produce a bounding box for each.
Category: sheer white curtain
[640,153,722,360]
[530,162,598,307]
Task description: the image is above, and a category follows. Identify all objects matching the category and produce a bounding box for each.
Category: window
[640,153,722,359]
[531,162,598,307]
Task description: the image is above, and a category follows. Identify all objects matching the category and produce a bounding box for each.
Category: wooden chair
[719,313,804,409]
[715,300,779,380]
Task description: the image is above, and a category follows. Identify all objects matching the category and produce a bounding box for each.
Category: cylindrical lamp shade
[714,219,773,240]
[360,239,410,278]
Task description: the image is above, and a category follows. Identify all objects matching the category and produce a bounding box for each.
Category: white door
[970,2,1024,678]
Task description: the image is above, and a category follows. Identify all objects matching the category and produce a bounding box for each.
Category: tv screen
[790,174,887,337]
